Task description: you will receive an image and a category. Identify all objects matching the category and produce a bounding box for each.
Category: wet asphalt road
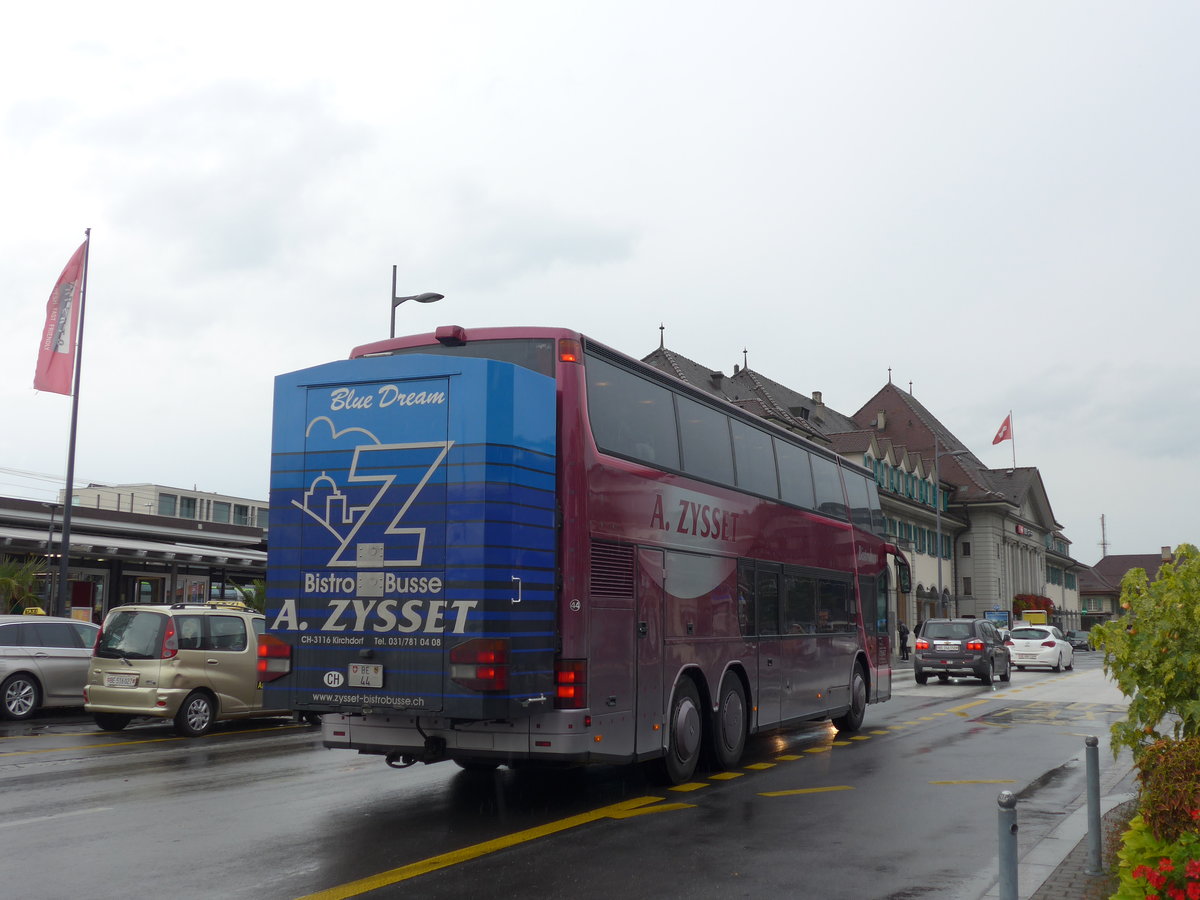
[0,652,1126,900]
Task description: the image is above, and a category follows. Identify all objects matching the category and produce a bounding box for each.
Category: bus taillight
[257,634,292,682]
[450,638,510,691]
[558,339,583,363]
[554,658,587,709]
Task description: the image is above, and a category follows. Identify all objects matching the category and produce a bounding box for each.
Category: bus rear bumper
[321,711,631,764]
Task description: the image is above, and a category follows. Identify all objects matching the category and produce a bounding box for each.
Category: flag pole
[1008,410,1017,472]
[56,228,91,617]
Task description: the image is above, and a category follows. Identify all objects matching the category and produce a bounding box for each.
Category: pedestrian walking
[898,621,910,660]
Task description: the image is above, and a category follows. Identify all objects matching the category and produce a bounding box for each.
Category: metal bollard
[1086,735,1103,875]
[998,790,1018,900]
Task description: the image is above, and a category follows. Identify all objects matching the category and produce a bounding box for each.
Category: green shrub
[1093,543,1200,758]
[1139,739,1200,843]
[1112,813,1200,899]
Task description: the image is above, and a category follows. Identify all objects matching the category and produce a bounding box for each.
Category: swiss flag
[992,414,1013,445]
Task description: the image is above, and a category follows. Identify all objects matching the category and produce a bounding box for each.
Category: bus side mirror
[897,562,912,594]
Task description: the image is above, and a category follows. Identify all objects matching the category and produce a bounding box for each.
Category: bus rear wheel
[709,672,747,771]
[832,664,867,733]
[660,679,703,784]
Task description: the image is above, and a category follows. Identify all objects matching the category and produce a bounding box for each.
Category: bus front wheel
[661,679,703,784]
[832,664,867,733]
[710,672,747,770]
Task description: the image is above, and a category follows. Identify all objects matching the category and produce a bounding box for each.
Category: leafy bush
[1138,739,1200,843]
[1092,543,1200,758]
[1113,813,1200,899]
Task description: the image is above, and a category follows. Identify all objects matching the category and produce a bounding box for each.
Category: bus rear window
[372,339,557,377]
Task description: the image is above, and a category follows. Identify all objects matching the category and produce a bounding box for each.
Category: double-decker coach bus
[259,325,911,783]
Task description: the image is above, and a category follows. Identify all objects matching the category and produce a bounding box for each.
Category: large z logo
[292,438,453,568]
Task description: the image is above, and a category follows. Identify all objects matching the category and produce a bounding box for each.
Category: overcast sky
[2,2,1196,564]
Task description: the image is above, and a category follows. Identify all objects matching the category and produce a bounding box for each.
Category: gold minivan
[84,603,291,736]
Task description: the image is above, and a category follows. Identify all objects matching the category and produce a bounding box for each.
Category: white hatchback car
[1006,625,1074,672]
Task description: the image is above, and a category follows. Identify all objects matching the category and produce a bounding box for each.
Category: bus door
[860,573,891,701]
[636,549,665,755]
[751,562,783,727]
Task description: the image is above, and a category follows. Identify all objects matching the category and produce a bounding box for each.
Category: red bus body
[264,326,909,782]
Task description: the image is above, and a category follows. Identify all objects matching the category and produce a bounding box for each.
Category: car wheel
[174,691,215,737]
[710,672,748,768]
[93,713,132,732]
[1052,654,1062,673]
[1,673,39,720]
[658,678,703,785]
[978,659,993,685]
[1066,653,1074,671]
[915,671,928,685]
[833,664,868,734]
[999,656,1011,683]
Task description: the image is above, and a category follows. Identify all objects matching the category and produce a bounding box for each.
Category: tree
[1093,543,1200,758]
[0,556,48,613]
[229,578,266,613]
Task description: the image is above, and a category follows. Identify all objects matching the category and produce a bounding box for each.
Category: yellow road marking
[831,740,851,746]
[929,779,1016,785]
[709,771,743,780]
[759,785,854,798]
[296,796,687,900]
[744,762,775,770]
[849,735,871,741]
[775,754,802,760]
[870,729,890,734]
[0,723,300,757]
[669,782,708,792]
[803,747,829,754]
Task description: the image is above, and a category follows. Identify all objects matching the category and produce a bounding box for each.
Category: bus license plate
[104,672,138,688]
[348,664,383,688]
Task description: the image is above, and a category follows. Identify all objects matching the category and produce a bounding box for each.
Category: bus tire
[710,672,747,771]
[660,678,703,784]
[832,663,867,733]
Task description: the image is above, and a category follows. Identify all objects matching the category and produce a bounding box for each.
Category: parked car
[1006,625,1075,672]
[913,617,1012,685]
[1063,630,1091,651]
[0,614,100,720]
[84,602,292,736]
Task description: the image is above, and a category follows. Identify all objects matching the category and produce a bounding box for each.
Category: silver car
[0,614,100,720]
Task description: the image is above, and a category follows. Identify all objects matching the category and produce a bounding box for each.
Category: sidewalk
[888,653,1138,899]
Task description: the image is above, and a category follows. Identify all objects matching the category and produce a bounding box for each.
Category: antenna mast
[1098,514,1109,558]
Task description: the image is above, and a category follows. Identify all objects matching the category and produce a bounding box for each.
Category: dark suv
[914,618,1011,685]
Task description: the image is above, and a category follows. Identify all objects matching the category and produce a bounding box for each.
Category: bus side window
[756,568,781,635]
[784,574,816,633]
[737,562,756,637]
[817,579,851,632]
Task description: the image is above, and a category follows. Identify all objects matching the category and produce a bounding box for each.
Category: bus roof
[351,325,583,359]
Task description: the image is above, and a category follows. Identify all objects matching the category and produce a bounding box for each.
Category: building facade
[0,489,266,621]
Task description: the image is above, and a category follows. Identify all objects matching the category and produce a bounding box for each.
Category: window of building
[158,493,177,516]
[257,508,269,528]
[962,541,971,557]
[233,504,250,526]
[179,497,196,519]
[963,576,973,595]
[212,502,231,524]
[1065,572,1077,591]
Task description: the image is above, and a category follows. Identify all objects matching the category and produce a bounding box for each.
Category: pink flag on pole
[34,241,87,395]
[992,413,1013,445]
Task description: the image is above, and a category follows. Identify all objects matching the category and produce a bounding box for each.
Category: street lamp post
[934,437,969,616]
[390,266,443,338]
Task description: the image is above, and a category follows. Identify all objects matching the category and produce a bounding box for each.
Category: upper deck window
[586,355,681,469]
[376,338,557,377]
